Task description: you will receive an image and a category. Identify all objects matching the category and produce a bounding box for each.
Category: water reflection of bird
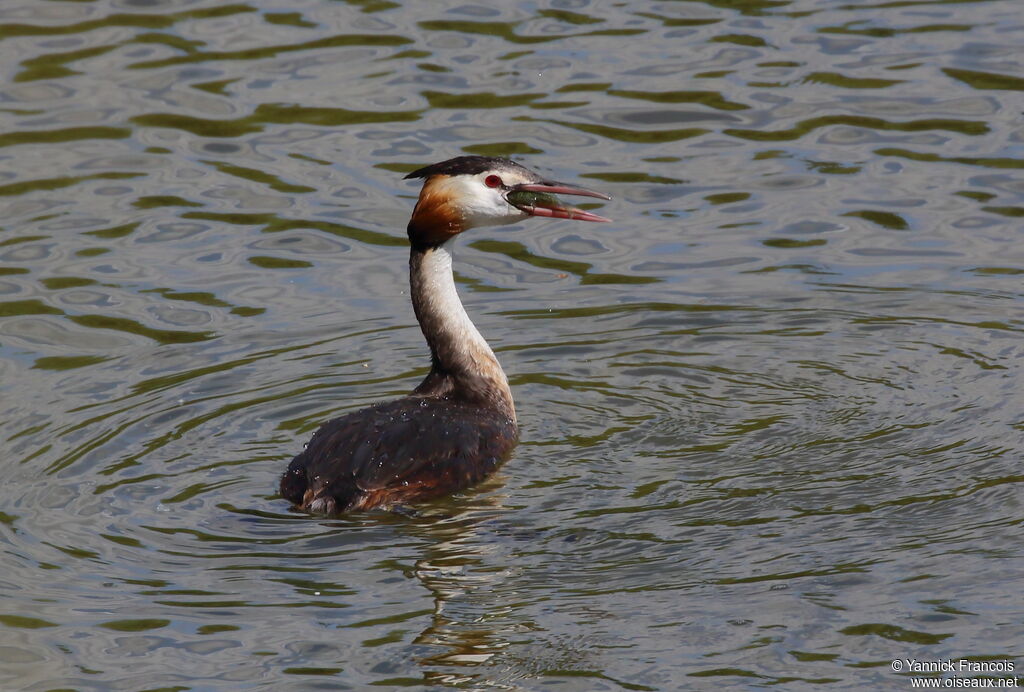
[280,156,611,514]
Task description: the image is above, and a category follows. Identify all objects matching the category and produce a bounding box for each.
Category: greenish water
[1,0,1022,690]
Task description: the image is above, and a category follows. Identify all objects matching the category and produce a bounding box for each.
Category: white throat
[421,240,494,359]
[410,238,514,419]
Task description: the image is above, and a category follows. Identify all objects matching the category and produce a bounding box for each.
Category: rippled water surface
[2,0,1023,689]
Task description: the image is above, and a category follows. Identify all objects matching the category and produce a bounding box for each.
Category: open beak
[507,180,612,223]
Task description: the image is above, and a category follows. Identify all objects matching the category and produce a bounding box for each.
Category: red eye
[484,175,502,188]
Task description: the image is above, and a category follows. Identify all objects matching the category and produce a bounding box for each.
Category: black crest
[404,156,535,180]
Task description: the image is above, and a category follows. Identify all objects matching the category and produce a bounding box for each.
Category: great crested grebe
[280,156,611,514]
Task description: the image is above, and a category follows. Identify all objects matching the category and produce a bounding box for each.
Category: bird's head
[404,156,611,249]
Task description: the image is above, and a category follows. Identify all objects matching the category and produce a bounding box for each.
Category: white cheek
[451,177,528,227]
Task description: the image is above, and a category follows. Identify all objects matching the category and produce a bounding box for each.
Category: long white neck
[409,239,515,421]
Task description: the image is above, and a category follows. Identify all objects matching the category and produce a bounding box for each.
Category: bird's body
[280,156,610,514]
[280,398,516,514]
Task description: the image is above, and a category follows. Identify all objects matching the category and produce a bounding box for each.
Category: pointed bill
[506,180,612,223]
